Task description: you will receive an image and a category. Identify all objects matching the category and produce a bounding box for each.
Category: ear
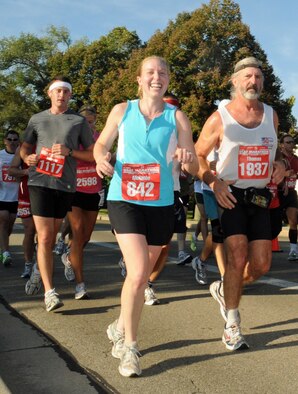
[137,75,142,86]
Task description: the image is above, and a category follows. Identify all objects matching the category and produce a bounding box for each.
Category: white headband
[48,81,72,92]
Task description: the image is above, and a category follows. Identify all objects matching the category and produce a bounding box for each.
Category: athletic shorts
[174,191,187,233]
[107,200,175,246]
[203,190,219,220]
[270,207,282,240]
[220,186,272,241]
[29,186,74,219]
[0,201,18,214]
[194,192,204,205]
[278,188,298,209]
[72,191,100,211]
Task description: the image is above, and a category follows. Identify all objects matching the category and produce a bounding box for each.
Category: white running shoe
[288,250,298,261]
[107,319,125,359]
[144,286,160,305]
[118,344,142,377]
[191,257,207,285]
[25,264,42,295]
[176,251,192,265]
[222,322,249,351]
[209,280,227,322]
[75,283,90,300]
[61,253,75,281]
[44,289,64,312]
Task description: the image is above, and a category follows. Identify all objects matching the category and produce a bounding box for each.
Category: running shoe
[21,262,33,278]
[144,286,160,305]
[176,251,192,265]
[209,280,227,322]
[2,251,12,266]
[191,257,207,285]
[54,237,66,255]
[288,251,298,261]
[25,264,42,295]
[222,322,249,351]
[190,233,197,252]
[118,344,142,377]
[44,289,64,312]
[61,253,75,281]
[75,282,90,300]
[118,257,127,278]
[107,319,125,359]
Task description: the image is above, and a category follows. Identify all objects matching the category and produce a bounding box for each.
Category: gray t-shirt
[24,109,94,193]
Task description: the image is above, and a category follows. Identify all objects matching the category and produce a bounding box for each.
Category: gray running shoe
[209,280,227,322]
[191,257,207,285]
[44,289,64,312]
[25,264,42,295]
[118,257,127,278]
[107,319,125,358]
[55,237,66,255]
[222,322,249,351]
[144,286,160,305]
[75,283,90,300]
[118,344,142,377]
[21,262,33,278]
[61,253,75,281]
[2,251,12,266]
[177,251,192,265]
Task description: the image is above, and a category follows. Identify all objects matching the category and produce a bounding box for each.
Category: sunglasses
[284,141,295,144]
[6,138,19,142]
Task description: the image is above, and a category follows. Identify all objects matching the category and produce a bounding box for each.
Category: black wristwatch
[68,148,73,157]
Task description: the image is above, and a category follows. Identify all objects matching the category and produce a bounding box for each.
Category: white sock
[226,309,240,327]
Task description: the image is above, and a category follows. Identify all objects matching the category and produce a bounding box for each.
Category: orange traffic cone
[272,237,282,252]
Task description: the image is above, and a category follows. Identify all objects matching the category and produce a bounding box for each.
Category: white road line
[89,240,298,290]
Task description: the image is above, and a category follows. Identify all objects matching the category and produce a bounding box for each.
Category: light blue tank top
[108,99,178,206]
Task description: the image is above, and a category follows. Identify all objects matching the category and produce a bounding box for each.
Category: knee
[126,272,148,291]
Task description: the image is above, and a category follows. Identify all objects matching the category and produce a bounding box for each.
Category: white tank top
[216,103,277,189]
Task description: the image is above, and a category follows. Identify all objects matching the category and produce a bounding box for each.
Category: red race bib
[36,147,65,178]
[238,145,269,179]
[122,163,160,201]
[76,166,99,193]
[2,165,17,182]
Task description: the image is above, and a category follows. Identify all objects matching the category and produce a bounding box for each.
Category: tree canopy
[0,0,296,147]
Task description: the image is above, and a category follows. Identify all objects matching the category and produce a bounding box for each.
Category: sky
[1,0,298,122]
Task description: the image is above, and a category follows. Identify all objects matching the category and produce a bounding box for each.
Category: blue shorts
[203,190,219,220]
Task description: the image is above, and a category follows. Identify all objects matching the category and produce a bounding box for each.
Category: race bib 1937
[36,147,65,178]
[122,163,160,201]
[238,145,269,179]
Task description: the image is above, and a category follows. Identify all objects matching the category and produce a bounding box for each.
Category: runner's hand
[96,152,114,178]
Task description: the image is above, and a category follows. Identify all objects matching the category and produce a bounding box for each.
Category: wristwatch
[68,148,73,157]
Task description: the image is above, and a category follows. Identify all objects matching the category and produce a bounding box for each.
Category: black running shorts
[107,200,175,246]
[29,186,74,219]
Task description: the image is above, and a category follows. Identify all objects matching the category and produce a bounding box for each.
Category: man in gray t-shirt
[20,76,95,312]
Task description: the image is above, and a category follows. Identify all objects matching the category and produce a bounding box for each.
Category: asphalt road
[0,219,298,394]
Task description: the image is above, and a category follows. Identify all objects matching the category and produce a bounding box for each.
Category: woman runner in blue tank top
[94,56,198,377]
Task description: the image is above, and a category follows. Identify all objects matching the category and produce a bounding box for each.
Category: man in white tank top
[195,57,286,351]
